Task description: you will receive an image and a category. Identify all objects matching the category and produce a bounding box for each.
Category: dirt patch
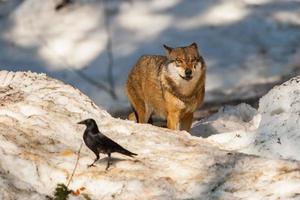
[0,85,24,106]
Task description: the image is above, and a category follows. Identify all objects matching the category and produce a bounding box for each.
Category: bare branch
[67,142,83,188]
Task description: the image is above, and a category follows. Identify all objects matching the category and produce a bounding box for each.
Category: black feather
[78,118,137,170]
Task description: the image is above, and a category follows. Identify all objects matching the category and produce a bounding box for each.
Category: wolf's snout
[185,69,192,77]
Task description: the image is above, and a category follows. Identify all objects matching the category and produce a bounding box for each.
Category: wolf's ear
[163,44,173,54]
[189,42,198,49]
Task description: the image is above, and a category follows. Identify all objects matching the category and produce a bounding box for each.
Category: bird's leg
[88,154,99,168]
[106,153,111,170]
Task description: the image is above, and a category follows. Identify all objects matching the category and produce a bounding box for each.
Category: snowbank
[1,71,300,200]
[250,76,300,160]
[195,76,300,161]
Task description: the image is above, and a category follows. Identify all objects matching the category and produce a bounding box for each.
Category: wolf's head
[163,43,205,82]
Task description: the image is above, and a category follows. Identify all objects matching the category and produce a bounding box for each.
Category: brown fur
[126,43,206,131]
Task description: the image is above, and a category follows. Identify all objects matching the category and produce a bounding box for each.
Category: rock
[1,71,300,199]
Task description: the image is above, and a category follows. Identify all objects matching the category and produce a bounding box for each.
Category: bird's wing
[99,133,137,157]
[98,133,124,149]
[90,132,105,145]
[91,132,136,156]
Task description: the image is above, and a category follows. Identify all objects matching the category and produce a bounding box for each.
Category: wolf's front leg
[180,113,193,132]
[167,112,180,130]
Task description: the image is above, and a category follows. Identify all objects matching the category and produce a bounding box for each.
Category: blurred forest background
[0,0,299,117]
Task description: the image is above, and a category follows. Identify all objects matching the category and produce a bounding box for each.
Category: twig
[67,142,83,187]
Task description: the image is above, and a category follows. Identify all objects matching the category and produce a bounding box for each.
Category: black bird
[77,118,137,170]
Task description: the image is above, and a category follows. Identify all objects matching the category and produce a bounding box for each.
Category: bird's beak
[77,120,85,125]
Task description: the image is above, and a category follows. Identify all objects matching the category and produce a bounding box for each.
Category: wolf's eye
[192,58,200,63]
[175,59,183,65]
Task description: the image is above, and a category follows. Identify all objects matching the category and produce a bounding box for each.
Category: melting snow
[0,71,300,199]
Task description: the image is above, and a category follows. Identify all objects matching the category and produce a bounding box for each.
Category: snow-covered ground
[193,76,300,162]
[0,0,299,111]
[1,70,300,199]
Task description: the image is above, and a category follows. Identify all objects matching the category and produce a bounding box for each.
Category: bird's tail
[118,147,137,157]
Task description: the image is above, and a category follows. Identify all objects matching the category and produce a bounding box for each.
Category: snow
[247,76,300,160]
[195,75,300,162]
[1,70,300,199]
[0,0,299,111]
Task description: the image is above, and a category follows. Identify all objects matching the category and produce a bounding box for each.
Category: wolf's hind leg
[127,94,147,123]
[128,104,152,124]
[128,112,137,122]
